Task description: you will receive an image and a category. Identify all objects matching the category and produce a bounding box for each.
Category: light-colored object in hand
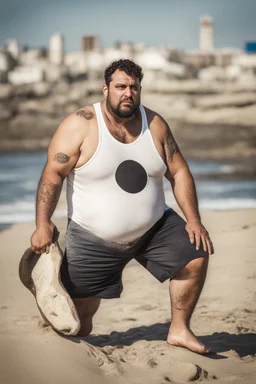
[19,242,81,336]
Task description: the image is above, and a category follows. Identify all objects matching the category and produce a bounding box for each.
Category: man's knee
[73,297,101,317]
[73,297,101,337]
[177,256,209,279]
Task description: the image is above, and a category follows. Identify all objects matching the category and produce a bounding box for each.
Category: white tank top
[66,102,167,243]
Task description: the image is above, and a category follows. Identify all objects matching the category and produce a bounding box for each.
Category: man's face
[105,69,141,118]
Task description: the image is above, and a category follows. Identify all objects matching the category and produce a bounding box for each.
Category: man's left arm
[162,122,214,255]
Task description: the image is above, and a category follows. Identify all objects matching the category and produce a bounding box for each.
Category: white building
[0,50,13,72]
[49,33,64,65]
[0,49,15,82]
[136,49,185,88]
[20,49,45,66]
[103,47,133,66]
[81,35,100,52]
[230,54,256,83]
[200,16,213,51]
[6,39,20,59]
[65,51,89,77]
[8,66,44,85]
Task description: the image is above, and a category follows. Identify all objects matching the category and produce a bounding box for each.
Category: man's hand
[31,221,56,255]
[185,219,214,255]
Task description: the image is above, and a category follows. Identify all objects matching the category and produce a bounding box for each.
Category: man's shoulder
[74,105,97,122]
[59,104,98,130]
[52,106,98,144]
[143,105,168,134]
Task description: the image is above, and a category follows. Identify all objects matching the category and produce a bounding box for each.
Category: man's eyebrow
[115,83,137,87]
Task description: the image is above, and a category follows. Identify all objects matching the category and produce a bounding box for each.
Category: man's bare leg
[167,256,210,354]
[73,297,101,336]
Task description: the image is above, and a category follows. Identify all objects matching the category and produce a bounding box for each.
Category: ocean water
[0,152,255,229]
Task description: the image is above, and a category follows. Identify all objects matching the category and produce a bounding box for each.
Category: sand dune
[1,209,256,383]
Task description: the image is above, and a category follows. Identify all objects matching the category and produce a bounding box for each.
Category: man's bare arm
[154,115,214,254]
[164,127,201,222]
[31,113,87,253]
[35,155,69,228]
[36,178,62,225]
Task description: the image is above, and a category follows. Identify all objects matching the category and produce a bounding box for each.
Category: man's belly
[68,185,166,243]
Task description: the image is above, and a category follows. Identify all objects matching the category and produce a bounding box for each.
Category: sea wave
[189,161,237,176]
[0,200,66,224]
[0,153,255,228]
[199,198,256,210]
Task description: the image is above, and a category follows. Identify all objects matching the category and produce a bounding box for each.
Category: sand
[0,208,256,384]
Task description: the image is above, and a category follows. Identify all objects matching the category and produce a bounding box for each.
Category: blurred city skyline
[0,0,256,52]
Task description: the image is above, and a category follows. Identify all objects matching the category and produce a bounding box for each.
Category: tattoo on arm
[166,129,179,162]
[76,110,94,120]
[37,179,62,216]
[54,153,70,163]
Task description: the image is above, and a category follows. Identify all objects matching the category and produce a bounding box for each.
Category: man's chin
[114,105,134,118]
[118,112,134,118]
[121,105,133,112]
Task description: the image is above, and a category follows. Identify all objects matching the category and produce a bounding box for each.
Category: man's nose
[124,87,132,97]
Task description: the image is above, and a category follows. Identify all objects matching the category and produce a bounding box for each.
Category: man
[31,59,214,354]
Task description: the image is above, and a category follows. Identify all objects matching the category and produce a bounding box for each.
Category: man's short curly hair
[104,59,144,87]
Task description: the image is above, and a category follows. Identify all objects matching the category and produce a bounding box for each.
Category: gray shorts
[60,209,209,299]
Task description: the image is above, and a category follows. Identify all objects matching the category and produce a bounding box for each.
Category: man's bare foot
[167,326,211,354]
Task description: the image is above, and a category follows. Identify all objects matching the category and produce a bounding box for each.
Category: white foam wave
[0,173,24,182]
[19,180,38,191]
[0,200,34,212]
[189,162,236,175]
[164,179,256,195]
[219,165,235,174]
[198,180,256,192]
[199,198,256,210]
[0,201,66,224]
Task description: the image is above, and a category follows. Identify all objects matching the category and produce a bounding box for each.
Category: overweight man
[31,59,214,354]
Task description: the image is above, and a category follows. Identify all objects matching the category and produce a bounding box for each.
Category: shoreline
[0,203,256,234]
[1,150,255,181]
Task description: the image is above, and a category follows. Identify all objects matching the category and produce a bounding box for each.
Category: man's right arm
[31,114,86,254]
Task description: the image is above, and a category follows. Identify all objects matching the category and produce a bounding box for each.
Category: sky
[0,0,255,52]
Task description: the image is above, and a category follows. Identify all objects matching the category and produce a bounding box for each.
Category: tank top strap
[139,104,149,133]
[93,102,105,130]
[93,101,115,140]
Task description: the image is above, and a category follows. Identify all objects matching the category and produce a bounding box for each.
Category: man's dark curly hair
[104,59,144,87]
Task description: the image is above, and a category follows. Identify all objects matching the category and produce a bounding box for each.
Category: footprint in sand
[147,357,158,368]
[14,314,41,326]
[138,304,156,311]
[163,363,217,382]
[38,319,51,331]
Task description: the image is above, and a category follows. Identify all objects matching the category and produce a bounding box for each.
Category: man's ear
[102,84,108,97]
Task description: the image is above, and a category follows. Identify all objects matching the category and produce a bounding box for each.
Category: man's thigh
[135,208,209,282]
[61,219,133,299]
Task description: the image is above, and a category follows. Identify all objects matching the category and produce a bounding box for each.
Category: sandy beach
[1,208,256,384]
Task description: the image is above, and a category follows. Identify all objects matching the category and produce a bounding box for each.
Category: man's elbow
[173,165,193,181]
[41,166,65,184]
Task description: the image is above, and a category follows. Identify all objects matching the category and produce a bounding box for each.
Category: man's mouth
[122,100,133,105]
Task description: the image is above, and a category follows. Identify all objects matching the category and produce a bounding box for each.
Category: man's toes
[197,344,211,354]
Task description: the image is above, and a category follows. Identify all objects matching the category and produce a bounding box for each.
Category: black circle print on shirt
[115,160,148,194]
